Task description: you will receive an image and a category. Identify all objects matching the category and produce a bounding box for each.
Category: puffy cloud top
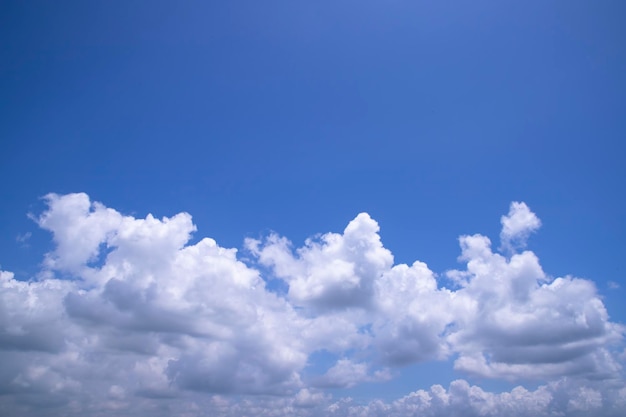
[500,202,542,251]
[247,212,393,310]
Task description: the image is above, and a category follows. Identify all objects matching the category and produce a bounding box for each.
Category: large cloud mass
[0,194,624,416]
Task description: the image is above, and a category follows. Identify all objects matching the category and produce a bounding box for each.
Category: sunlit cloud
[0,193,623,416]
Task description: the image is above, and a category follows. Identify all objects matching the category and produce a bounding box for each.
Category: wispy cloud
[15,231,32,247]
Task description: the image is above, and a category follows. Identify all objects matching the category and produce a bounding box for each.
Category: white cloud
[37,193,125,275]
[247,212,393,311]
[447,231,624,380]
[500,201,541,252]
[0,270,74,353]
[373,261,453,364]
[313,359,391,388]
[293,388,330,408]
[0,193,624,416]
[321,378,626,417]
[4,194,313,401]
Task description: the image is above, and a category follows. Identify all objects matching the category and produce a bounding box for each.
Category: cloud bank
[0,193,624,416]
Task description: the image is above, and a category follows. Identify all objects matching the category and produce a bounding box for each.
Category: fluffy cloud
[373,261,453,365]
[500,201,541,252]
[0,193,624,416]
[246,212,393,311]
[322,378,626,417]
[447,234,623,380]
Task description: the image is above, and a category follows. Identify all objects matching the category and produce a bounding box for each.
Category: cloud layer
[0,194,624,416]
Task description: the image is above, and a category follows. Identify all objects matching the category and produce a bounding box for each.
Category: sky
[1,1,625,416]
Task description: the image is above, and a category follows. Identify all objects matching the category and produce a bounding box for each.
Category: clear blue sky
[1,1,625,416]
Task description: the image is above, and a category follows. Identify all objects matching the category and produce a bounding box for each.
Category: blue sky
[1,1,625,416]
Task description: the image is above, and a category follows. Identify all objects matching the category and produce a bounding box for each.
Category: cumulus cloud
[3,194,311,405]
[500,201,541,252]
[246,212,393,311]
[447,233,623,380]
[321,378,626,417]
[373,261,453,365]
[0,193,624,416]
